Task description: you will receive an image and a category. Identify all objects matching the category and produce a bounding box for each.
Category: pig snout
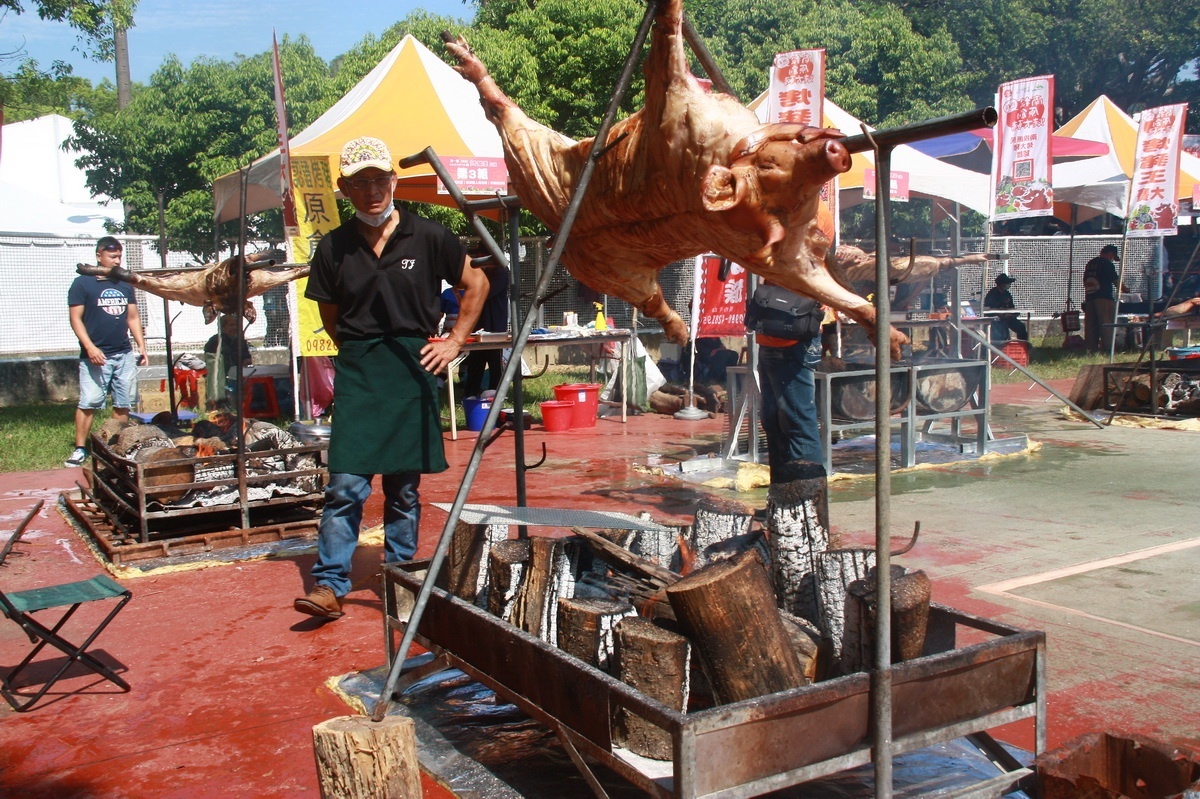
[824,139,851,173]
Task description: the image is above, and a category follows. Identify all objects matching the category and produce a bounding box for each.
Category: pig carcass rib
[444,0,907,358]
[76,252,308,324]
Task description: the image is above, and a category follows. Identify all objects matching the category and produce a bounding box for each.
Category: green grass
[989,337,1143,384]
[0,402,81,473]
[0,366,597,473]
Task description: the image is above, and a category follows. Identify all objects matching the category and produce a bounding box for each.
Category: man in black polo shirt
[294,136,487,620]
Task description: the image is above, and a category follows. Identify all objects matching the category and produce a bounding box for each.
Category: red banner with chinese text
[992,75,1054,221]
[1127,103,1188,238]
[862,168,910,202]
[696,254,748,337]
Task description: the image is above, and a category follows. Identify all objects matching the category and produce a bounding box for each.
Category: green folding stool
[1,501,132,711]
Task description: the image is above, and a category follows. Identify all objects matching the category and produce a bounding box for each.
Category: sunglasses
[99,245,123,252]
[344,176,395,191]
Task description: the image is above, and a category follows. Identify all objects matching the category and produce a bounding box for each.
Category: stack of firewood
[436,464,931,760]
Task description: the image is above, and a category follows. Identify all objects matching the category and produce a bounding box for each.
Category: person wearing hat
[983,273,1027,343]
[1083,244,1125,353]
[65,236,148,467]
[294,136,488,620]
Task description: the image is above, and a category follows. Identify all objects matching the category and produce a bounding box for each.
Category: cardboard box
[138,391,171,413]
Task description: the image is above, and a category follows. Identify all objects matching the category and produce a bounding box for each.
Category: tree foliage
[3,0,1196,253]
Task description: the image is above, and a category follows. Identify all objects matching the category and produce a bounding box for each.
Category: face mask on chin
[356,207,394,228]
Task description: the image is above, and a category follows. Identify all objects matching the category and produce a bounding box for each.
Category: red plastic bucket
[539,400,575,432]
[553,383,601,428]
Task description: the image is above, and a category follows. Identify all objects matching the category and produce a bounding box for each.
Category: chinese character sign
[767,49,824,128]
[289,156,341,356]
[437,157,509,195]
[862,169,910,202]
[1127,103,1187,238]
[992,75,1054,221]
[696,254,748,337]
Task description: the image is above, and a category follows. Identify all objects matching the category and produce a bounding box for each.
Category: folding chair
[1,501,132,712]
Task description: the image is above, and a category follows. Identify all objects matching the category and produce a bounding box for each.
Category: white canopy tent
[0,114,124,237]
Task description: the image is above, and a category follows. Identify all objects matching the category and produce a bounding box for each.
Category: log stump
[486,539,530,622]
[556,596,635,670]
[612,616,690,760]
[815,548,875,659]
[312,715,421,799]
[691,496,756,569]
[841,565,932,674]
[766,461,834,624]
[511,535,572,643]
[436,521,508,606]
[139,447,194,503]
[666,550,808,705]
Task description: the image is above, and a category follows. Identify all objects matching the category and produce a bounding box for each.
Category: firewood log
[487,539,530,622]
[556,596,635,670]
[766,461,834,624]
[613,616,690,760]
[666,550,808,704]
[841,565,932,674]
[312,715,420,799]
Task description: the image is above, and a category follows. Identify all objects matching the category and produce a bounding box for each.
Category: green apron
[328,336,448,475]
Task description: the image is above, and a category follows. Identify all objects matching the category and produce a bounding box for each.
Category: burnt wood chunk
[691,496,757,569]
[665,550,808,704]
[556,596,635,670]
[841,565,933,673]
[766,461,833,624]
[511,535,570,643]
[312,714,420,799]
[612,616,690,760]
[816,548,875,660]
[139,447,194,503]
[486,539,530,622]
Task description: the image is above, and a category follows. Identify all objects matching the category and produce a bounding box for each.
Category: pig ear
[701,165,744,212]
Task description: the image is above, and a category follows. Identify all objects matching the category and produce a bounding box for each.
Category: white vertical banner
[992,75,1054,221]
[1127,103,1188,237]
[766,49,824,127]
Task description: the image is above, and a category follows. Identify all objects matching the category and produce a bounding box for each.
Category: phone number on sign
[302,338,339,355]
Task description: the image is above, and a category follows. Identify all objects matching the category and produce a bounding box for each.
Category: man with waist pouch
[294,136,487,619]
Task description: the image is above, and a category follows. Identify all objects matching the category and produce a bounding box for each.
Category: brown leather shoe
[294,584,344,619]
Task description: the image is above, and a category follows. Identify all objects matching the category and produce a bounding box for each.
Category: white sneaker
[64,448,88,467]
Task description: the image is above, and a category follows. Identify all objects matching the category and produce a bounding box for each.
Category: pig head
[445,0,907,359]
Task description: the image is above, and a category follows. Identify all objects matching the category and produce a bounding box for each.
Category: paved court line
[975,536,1200,648]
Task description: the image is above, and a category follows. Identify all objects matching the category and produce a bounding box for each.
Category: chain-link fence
[1,231,1172,360]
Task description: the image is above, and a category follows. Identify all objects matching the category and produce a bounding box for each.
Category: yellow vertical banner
[289,156,341,356]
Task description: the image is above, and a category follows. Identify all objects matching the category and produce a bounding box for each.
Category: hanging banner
[767,49,837,241]
[1127,103,1188,237]
[436,156,509,195]
[862,168,910,202]
[289,156,340,356]
[695,254,748,337]
[766,49,824,126]
[992,75,1054,220]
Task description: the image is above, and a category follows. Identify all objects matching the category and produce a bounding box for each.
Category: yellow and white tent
[1054,95,1200,220]
[212,34,503,223]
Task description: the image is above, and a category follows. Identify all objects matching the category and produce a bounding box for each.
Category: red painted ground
[2,378,1196,797]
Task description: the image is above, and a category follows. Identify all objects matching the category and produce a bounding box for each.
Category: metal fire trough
[384,561,1046,799]
[66,431,327,563]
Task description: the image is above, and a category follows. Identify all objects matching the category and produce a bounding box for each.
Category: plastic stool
[992,340,1031,367]
[243,376,280,419]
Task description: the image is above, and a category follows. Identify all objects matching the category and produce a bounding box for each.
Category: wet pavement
[0,377,1198,797]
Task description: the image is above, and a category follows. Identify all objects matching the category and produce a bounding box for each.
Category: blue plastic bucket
[463,396,492,431]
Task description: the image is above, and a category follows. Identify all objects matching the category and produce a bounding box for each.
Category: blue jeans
[758,338,822,478]
[311,472,421,597]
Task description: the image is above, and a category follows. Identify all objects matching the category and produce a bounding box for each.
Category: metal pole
[869,135,894,799]
[156,190,178,420]
[373,0,663,723]
[507,211,528,512]
[235,167,250,530]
